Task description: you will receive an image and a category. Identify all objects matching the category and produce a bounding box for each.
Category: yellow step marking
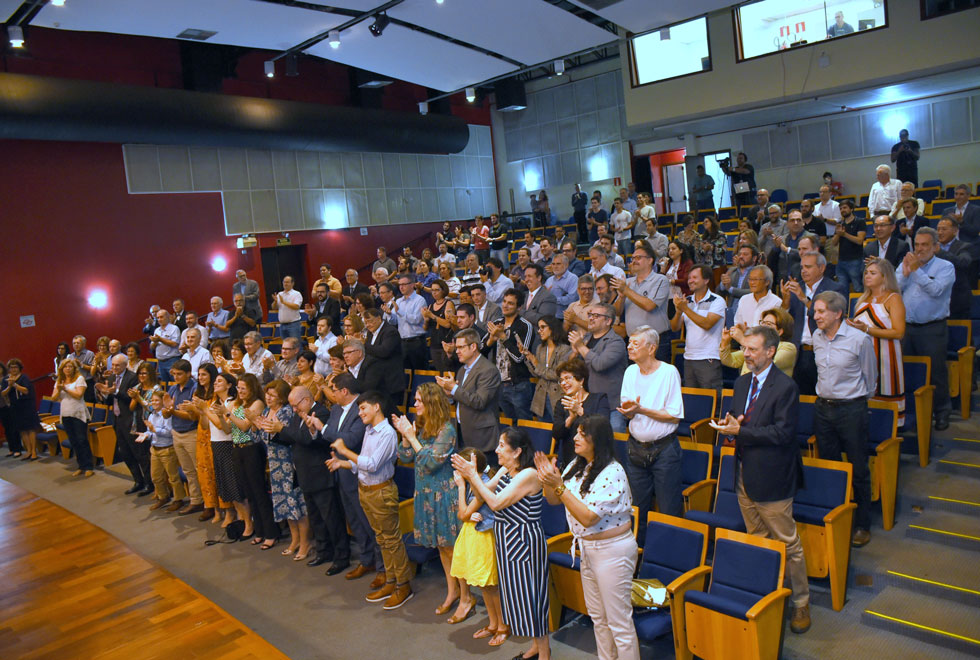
[908,525,980,542]
[952,437,980,444]
[929,496,980,508]
[886,571,980,596]
[938,459,980,469]
[864,610,980,646]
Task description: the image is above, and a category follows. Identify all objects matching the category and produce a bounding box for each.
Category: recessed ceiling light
[176,28,217,41]
[51,0,66,6]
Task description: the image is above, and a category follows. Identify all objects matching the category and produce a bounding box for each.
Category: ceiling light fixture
[418,101,429,115]
[8,25,24,48]
[554,59,565,76]
[264,60,274,78]
[328,30,340,49]
[465,87,476,103]
[369,13,390,38]
[51,0,66,5]
[436,0,445,4]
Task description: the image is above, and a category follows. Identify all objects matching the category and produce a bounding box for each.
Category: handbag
[204,520,246,545]
[631,578,669,609]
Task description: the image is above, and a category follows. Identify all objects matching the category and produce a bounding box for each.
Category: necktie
[743,377,760,424]
[113,373,123,415]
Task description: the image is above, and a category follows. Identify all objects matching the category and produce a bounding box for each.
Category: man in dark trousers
[306,282,341,337]
[106,354,148,495]
[325,374,384,585]
[362,308,406,413]
[276,385,351,577]
[710,325,810,634]
[436,328,501,460]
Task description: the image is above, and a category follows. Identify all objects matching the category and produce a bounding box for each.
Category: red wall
[648,149,687,215]
[0,139,448,388]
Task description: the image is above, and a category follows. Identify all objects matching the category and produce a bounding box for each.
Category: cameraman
[721,152,756,209]
[890,129,920,187]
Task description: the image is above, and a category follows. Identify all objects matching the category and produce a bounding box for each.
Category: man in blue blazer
[710,325,810,634]
[780,250,847,394]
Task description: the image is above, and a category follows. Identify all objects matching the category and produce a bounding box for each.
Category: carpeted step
[945,436,980,454]
[874,537,980,607]
[935,449,980,480]
[905,510,980,552]
[863,586,980,657]
[900,467,980,518]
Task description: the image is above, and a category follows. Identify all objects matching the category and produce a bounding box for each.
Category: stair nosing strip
[907,525,980,542]
[886,570,980,596]
[864,609,980,646]
[952,437,980,443]
[928,495,980,507]
[938,459,980,468]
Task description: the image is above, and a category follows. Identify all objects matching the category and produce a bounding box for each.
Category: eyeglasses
[587,313,612,320]
[342,349,358,355]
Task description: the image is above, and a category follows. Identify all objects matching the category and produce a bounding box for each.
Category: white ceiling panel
[32,0,346,51]
[566,0,736,34]
[307,21,517,92]
[1,0,22,23]
[390,0,616,66]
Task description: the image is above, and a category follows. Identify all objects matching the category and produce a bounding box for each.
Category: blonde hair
[57,358,80,385]
[856,257,899,307]
[415,382,453,440]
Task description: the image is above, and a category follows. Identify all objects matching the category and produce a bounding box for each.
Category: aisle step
[875,536,980,607]
[900,468,980,517]
[947,436,980,454]
[935,449,980,480]
[905,511,980,552]
[862,586,980,657]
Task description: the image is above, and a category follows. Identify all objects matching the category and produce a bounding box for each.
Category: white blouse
[59,375,90,423]
[562,461,632,539]
[209,398,234,442]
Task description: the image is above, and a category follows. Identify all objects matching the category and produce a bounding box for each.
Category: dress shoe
[179,503,204,516]
[345,564,374,580]
[125,484,144,495]
[138,487,154,497]
[511,653,538,660]
[365,582,396,603]
[382,584,414,610]
[851,528,871,547]
[325,561,351,576]
[935,415,950,431]
[72,469,83,477]
[165,499,185,513]
[149,498,171,511]
[369,571,387,590]
[197,507,215,521]
[790,604,811,634]
[307,555,330,567]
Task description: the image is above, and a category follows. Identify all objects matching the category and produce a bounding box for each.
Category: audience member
[660,240,694,300]
[799,199,827,245]
[551,357,611,468]
[510,249,533,289]
[889,129,920,186]
[572,183,589,241]
[864,215,909,269]
[670,265,726,390]
[471,217,491,262]
[690,164,715,213]
[597,234,626,270]
[272,276,304,339]
[813,184,841,229]
[830,199,867,293]
[127,362,160,493]
[312,263,342,301]
[896,198,929,244]
[522,263,558,329]
[307,282,341,338]
[485,289,534,422]
[721,307,797,377]
[202,372,248,529]
[722,152,756,209]
[896,228,955,430]
[569,302,628,433]
[166,359,204,516]
[181,327,213,373]
[935,217,975,319]
[719,244,760,303]
[172,299,188,332]
[150,310,181,381]
[233,270,262,322]
[437,328,501,456]
[734,266,782,328]
[241,331,275,384]
[701,216,728,274]
[362,309,406,412]
[143,305,161,336]
[53,358,93,476]
[139,390,185,511]
[227,293,259,342]
[758,204,787,255]
[311,318,339,377]
[188,364,224,523]
[422,279,456,371]
[563,242,589,277]
[485,257,515,304]
[633,194,654,242]
[587,197,608,244]
[68,334,97,402]
[545,254,578,319]
[812,291,877,547]
[270,337,301,383]
[745,188,771,231]
[949,184,980,246]
[609,198,633,257]
[391,274,428,371]
[372,247,397,276]
[770,209,816,287]
[522,316,572,422]
[868,164,902,214]
[564,275,599,333]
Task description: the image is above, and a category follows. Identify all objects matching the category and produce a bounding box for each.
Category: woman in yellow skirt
[450,448,509,647]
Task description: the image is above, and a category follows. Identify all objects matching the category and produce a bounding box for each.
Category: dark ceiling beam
[270,0,406,62]
[250,0,362,19]
[5,0,48,27]
[386,17,524,68]
[541,0,620,34]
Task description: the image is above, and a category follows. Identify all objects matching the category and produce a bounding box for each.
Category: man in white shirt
[670,265,726,390]
[179,311,209,351]
[589,245,625,281]
[634,193,655,241]
[310,317,338,377]
[433,241,457,269]
[150,309,181,381]
[519,231,543,263]
[813,185,841,229]
[868,164,902,214]
[598,235,626,270]
[734,266,783,328]
[181,327,213,374]
[241,330,275,384]
[273,275,304,339]
[484,258,515,304]
[609,198,633,258]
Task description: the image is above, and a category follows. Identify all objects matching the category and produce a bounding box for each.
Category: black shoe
[325,561,351,576]
[307,555,331,567]
[125,484,144,495]
[138,487,154,497]
[935,415,950,431]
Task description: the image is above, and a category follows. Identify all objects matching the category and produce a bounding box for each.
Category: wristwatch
[554,484,566,497]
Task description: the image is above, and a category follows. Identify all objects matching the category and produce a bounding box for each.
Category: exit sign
[276,237,291,246]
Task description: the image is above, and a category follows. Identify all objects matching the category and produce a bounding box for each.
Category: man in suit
[470,283,502,332]
[863,214,909,270]
[341,268,370,314]
[306,282,341,337]
[521,263,558,328]
[324,374,384,584]
[780,250,848,393]
[233,269,263,322]
[718,244,760,304]
[362,308,406,413]
[949,184,980,247]
[710,325,810,634]
[267,385,347,575]
[106,354,149,495]
[936,217,975,319]
[437,328,501,459]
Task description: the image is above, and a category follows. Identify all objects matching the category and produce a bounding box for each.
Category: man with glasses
[150,310,181,382]
[569,302,628,432]
[545,254,578,319]
[734,266,782,329]
[484,257,514,304]
[390,274,427,371]
[271,336,302,383]
[612,240,671,361]
[242,330,275,384]
[436,328,501,457]
[864,214,909,269]
[564,275,599,333]
[562,241,589,277]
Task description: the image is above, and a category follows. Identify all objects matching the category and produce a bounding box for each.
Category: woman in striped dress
[849,258,906,424]
[452,427,551,660]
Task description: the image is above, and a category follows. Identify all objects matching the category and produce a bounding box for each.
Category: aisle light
[418,101,429,115]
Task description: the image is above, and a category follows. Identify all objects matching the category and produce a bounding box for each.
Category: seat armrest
[547,532,574,554]
[667,565,712,595]
[822,501,857,525]
[745,587,792,620]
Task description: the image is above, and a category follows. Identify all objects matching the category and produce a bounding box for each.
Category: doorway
[663,163,689,214]
[260,245,309,310]
[643,148,687,215]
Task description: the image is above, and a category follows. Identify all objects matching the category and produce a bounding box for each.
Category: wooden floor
[0,478,290,660]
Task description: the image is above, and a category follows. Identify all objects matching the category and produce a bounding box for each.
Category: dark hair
[195,363,218,399]
[171,359,192,373]
[332,372,357,394]
[378,282,395,295]
[56,341,71,357]
[500,427,535,470]
[488,257,504,270]
[556,356,589,390]
[124,341,141,357]
[538,315,567,345]
[264,378,292,405]
[456,447,487,474]
[356,390,386,410]
[320,262,332,271]
[237,373,262,407]
[355,293,375,310]
[363,308,383,321]
[633,239,656,259]
[470,283,486,293]
[670,241,694,264]
[456,302,476,317]
[210,339,230,359]
[839,198,855,210]
[6,358,24,372]
[327,344,344,360]
[503,287,525,306]
[298,350,317,368]
[564,415,617,496]
[822,171,832,178]
[690,264,713,281]
[431,278,449,298]
[524,263,545,281]
[215,371,237,395]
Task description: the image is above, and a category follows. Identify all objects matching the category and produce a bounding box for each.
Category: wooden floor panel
[0,478,289,660]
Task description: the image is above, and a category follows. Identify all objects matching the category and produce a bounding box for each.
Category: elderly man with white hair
[206,296,231,341]
[868,164,902,215]
[143,304,161,335]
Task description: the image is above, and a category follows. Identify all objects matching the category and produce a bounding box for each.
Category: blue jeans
[280,320,304,338]
[609,410,628,434]
[490,248,509,266]
[500,380,534,422]
[836,259,863,293]
[617,239,632,258]
[157,357,176,381]
[624,434,683,547]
